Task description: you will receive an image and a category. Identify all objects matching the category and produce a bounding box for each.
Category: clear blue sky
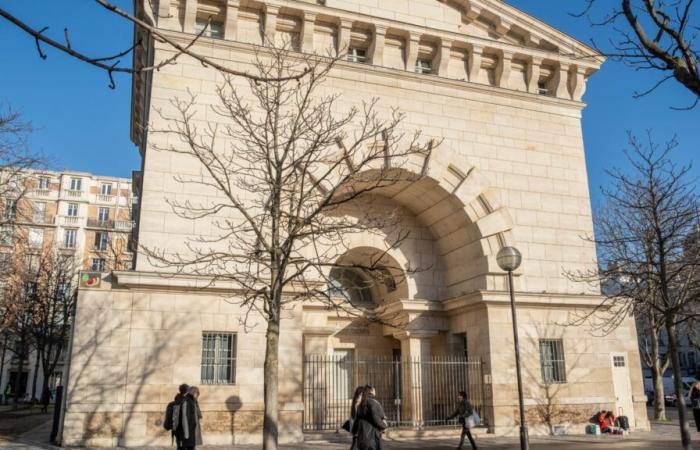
[0,0,697,206]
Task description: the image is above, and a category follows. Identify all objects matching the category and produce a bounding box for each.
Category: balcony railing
[87,218,134,230]
[97,194,115,203]
[64,189,83,198]
[33,188,51,197]
[62,216,81,225]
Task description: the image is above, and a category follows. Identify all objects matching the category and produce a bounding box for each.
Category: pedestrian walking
[188,386,203,447]
[165,384,189,448]
[354,385,387,450]
[175,385,202,450]
[40,385,52,413]
[447,391,478,450]
[690,380,700,432]
[343,386,365,450]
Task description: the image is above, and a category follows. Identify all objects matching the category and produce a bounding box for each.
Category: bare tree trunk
[0,335,7,399]
[666,319,693,450]
[13,339,25,409]
[30,350,40,401]
[263,318,280,450]
[649,324,667,420]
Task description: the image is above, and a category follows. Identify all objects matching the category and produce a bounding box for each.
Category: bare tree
[0,1,307,89]
[143,45,435,450]
[567,132,699,449]
[28,241,78,402]
[0,106,46,226]
[576,0,699,107]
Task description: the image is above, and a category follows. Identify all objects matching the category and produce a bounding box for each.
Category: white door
[611,353,635,427]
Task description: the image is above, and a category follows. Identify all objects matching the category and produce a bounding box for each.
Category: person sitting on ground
[598,411,617,433]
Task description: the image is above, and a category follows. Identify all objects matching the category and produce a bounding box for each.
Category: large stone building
[61,0,649,446]
[0,169,134,403]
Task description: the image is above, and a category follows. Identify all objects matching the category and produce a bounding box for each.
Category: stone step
[304,426,490,442]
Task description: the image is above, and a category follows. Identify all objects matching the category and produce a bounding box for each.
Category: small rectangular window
[201,332,237,384]
[4,199,17,220]
[540,339,566,383]
[195,19,224,39]
[38,177,50,189]
[28,228,44,247]
[69,178,82,191]
[415,59,432,75]
[94,231,109,251]
[101,183,113,196]
[98,207,110,222]
[613,355,626,367]
[64,229,77,248]
[347,47,367,64]
[0,226,12,246]
[67,203,79,217]
[91,258,105,272]
[33,202,47,223]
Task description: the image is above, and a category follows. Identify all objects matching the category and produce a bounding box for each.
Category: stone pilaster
[435,38,453,76]
[468,44,483,83]
[337,19,353,56]
[553,62,570,99]
[497,51,513,89]
[224,0,239,41]
[301,12,316,53]
[405,33,420,72]
[526,56,542,94]
[183,0,198,33]
[263,5,279,44]
[569,65,587,101]
[369,25,387,66]
[396,331,437,428]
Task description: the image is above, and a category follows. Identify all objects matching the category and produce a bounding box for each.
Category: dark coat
[353,396,387,450]
[447,398,474,423]
[175,396,198,447]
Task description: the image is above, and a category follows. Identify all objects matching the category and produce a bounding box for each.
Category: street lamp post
[496,246,529,450]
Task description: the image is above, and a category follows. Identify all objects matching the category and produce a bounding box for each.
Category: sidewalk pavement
[2,418,699,450]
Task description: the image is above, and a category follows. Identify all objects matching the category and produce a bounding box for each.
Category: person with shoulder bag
[691,380,700,432]
[446,391,478,450]
[342,386,365,450]
[354,385,387,450]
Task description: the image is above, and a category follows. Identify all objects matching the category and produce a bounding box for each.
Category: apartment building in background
[0,169,136,403]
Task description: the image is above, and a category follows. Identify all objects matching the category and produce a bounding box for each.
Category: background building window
[69,178,82,191]
[94,231,109,251]
[33,202,47,223]
[0,226,12,245]
[4,199,17,220]
[63,229,77,248]
[28,228,44,247]
[201,332,236,384]
[67,203,79,217]
[98,207,110,222]
[347,47,367,63]
[415,59,432,74]
[100,183,113,196]
[38,176,50,189]
[539,339,566,383]
[195,18,224,39]
[91,258,105,272]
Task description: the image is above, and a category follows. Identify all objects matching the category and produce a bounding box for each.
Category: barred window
[613,355,626,367]
[539,339,566,384]
[201,332,236,384]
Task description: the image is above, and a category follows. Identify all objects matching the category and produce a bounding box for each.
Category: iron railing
[303,355,485,432]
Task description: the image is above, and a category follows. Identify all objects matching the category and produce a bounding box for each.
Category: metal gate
[303,355,485,431]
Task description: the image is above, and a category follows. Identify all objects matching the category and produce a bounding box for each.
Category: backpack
[163,399,183,432]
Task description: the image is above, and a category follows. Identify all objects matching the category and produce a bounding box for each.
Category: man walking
[447,391,478,450]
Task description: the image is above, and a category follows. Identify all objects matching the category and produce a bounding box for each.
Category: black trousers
[458,425,477,450]
[693,408,700,432]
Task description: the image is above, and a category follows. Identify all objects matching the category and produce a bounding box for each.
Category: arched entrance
[302,150,513,431]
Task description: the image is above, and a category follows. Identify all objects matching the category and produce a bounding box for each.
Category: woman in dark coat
[175,387,201,450]
[349,386,365,450]
[691,380,700,432]
[353,385,387,450]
